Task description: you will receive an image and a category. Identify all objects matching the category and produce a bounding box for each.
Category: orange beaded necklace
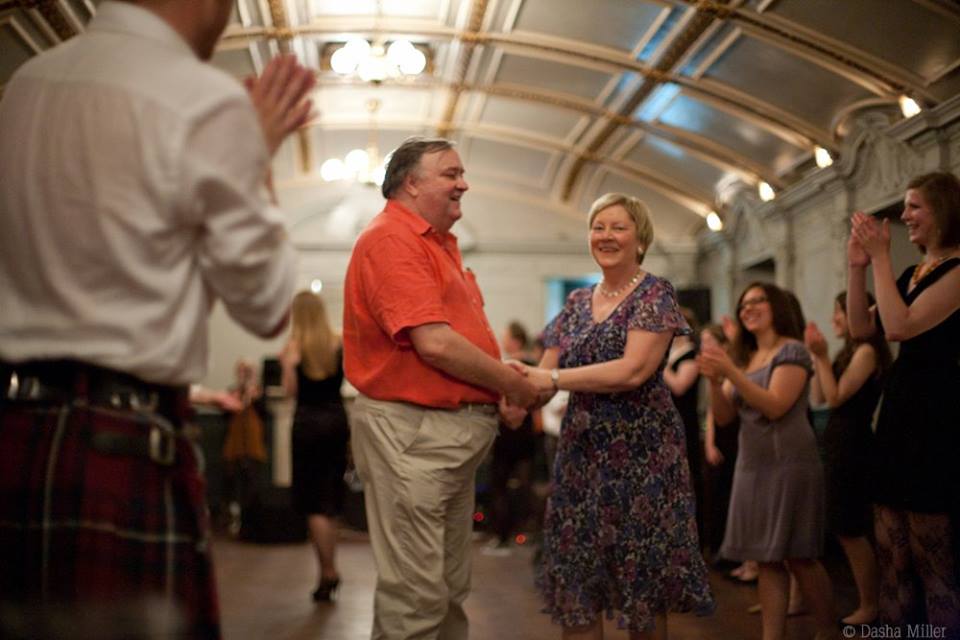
[910,255,951,286]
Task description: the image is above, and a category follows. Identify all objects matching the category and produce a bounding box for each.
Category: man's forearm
[410,324,518,395]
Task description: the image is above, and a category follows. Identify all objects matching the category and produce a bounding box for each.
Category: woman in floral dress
[525,192,714,639]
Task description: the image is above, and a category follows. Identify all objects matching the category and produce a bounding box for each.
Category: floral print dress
[539,274,715,631]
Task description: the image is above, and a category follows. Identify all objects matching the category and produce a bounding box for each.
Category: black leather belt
[1,359,190,465]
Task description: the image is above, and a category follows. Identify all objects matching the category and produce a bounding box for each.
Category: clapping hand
[245,54,316,157]
[803,321,828,358]
[850,211,890,261]
[697,343,733,383]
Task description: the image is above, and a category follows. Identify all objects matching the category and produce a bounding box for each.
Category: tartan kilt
[0,401,220,639]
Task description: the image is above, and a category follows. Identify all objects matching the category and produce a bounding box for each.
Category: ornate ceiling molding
[686,0,938,101]
[218,19,829,152]
[312,76,779,185]
[437,0,488,137]
[560,0,736,201]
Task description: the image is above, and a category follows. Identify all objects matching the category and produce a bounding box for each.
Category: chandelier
[320,99,388,186]
[330,38,427,83]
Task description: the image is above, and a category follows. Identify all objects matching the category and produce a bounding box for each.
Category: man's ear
[403,173,419,198]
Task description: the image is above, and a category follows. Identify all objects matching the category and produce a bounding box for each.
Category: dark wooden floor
[214,531,864,640]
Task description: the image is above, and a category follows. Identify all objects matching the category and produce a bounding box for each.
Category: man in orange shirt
[343,137,538,640]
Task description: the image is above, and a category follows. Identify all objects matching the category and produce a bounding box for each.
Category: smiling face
[406,148,468,233]
[901,188,939,250]
[589,204,641,270]
[737,286,773,335]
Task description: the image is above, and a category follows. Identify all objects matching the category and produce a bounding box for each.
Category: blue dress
[539,274,714,632]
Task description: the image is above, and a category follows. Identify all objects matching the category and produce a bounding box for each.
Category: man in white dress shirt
[0,1,313,637]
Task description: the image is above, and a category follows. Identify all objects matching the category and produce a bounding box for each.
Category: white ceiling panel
[493,53,615,100]
[479,95,585,140]
[464,137,555,188]
[625,137,727,194]
[657,94,803,175]
[705,35,874,132]
[513,0,667,52]
[772,0,960,83]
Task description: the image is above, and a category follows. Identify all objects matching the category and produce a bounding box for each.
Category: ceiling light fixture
[706,211,723,232]
[758,181,776,202]
[330,37,426,83]
[320,99,389,187]
[814,146,833,169]
[898,95,921,119]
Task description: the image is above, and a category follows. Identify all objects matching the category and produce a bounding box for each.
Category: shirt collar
[385,199,450,238]
[89,1,197,60]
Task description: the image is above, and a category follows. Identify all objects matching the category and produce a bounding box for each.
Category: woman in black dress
[847,172,960,628]
[663,308,703,542]
[805,290,891,625]
[281,290,349,602]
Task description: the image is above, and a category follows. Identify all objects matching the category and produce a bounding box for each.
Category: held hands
[245,54,316,157]
[803,321,829,359]
[503,360,553,409]
[497,397,527,429]
[697,343,733,383]
[502,360,539,409]
[850,211,890,261]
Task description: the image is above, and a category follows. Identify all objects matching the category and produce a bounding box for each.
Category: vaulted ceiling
[3,0,960,249]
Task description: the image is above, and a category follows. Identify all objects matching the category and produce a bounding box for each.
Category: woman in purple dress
[525,192,714,639]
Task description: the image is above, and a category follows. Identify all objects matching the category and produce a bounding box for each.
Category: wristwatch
[550,368,560,391]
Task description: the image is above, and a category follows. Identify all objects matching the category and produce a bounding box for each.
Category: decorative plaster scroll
[843,113,924,211]
[728,198,787,270]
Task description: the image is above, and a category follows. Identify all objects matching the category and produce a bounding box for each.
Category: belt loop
[149,424,177,465]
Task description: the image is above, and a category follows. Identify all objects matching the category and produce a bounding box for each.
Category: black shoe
[311,577,341,602]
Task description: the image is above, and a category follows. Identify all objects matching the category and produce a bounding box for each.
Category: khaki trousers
[351,395,498,640]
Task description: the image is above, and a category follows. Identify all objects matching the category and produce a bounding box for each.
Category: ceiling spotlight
[814,146,833,168]
[758,181,775,202]
[310,279,323,294]
[898,95,921,118]
[706,211,723,232]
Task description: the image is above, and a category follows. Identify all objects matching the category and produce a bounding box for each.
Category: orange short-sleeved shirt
[343,200,501,408]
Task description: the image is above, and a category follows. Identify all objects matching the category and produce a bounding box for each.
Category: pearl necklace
[910,255,952,286]
[598,269,643,298]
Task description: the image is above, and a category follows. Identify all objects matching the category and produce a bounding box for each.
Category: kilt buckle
[149,424,176,465]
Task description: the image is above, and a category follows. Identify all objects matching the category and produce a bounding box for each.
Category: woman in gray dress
[699,282,837,640]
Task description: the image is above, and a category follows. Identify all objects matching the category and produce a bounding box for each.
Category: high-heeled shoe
[311,576,341,602]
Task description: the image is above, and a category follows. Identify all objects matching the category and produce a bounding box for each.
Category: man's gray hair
[381,136,455,199]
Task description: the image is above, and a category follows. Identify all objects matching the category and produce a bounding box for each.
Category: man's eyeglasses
[737,295,769,312]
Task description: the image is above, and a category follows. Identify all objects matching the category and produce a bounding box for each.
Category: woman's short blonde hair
[587,192,654,264]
